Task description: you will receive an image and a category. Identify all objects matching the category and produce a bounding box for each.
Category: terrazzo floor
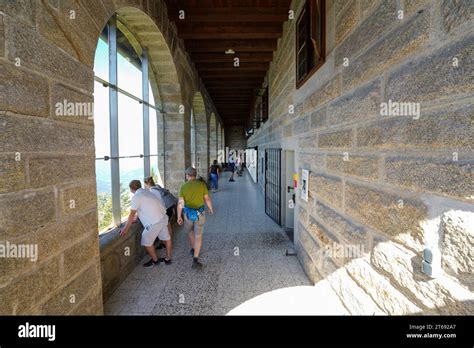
[104,171,311,315]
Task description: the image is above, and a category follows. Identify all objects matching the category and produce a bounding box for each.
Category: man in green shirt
[177,167,214,269]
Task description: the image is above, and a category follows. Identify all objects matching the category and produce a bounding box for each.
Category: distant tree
[151,166,157,184]
[97,192,113,231]
[120,183,131,217]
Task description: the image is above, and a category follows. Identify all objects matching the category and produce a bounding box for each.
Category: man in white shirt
[120,180,172,267]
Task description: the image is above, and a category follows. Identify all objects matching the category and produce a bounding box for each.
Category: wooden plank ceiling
[165,0,291,126]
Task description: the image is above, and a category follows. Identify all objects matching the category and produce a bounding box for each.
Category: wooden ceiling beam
[212,100,252,103]
[211,94,253,97]
[218,117,248,121]
[215,107,250,110]
[191,52,273,63]
[214,101,251,104]
[167,7,289,22]
[207,85,261,89]
[185,39,277,52]
[177,25,283,39]
[164,1,292,128]
[209,90,254,93]
[207,85,257,89]
[201,72,267,78]
[217,116,248,119]
[197,62,269,69]
[209,90,253,93]
[213,101,251,104]
[205,83,263,87]
[213,93,252,102]
[202,77,263,83]
[211,97,252,100]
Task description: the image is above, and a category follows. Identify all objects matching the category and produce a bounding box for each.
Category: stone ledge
[100,221,145,302]
[99,221,143,257]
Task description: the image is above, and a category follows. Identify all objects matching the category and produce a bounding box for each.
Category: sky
[93,37,159,173]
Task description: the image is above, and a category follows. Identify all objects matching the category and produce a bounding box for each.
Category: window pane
[94,81,110,159]
[149,83,156,108]
[119,157,144,220]
[297,7,309,83]
[298,56,307,81]
[117,47,142,97]
[96,159,113,233]
[150,155,163,187]
[94,37,109,82]
[118,93,143,157]
[150,107,158,156]
[149,108,158,181]
[149,107,163,186]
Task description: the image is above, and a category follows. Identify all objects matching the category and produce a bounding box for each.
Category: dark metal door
[265,148,282,225]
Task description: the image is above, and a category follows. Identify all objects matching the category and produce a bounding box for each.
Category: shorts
[166,206,174,220]
[230,163,235,173]
[141,217,170,246]
[183,212,206,237]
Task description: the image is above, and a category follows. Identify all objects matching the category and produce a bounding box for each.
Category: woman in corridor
[209,160,221,192]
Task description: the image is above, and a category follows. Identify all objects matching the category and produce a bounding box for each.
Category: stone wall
[193,92,209,180]
[225,126,247,153]
[209,113,218,164]
[100,222,145,302]
[248,0,474,315]
[0,0,221,314]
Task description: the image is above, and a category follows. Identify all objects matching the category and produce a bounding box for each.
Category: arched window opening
[93,17,162,234]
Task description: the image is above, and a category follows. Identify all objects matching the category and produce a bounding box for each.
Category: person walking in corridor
[177,167,214,270]
[228,151,236,182]
[120,180,172,267]
[209,160,221,192]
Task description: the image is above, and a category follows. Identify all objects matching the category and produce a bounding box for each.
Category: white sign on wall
[245,148,258,183]
[301,169,309,202]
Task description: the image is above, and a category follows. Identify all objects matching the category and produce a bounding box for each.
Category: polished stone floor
[104,171,312,315]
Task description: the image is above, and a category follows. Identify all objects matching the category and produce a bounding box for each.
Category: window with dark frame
[262,88,269,123]
[296,0,325,88]
[249,87,269,131]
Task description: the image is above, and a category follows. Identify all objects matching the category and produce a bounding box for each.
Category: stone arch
[88,5,187,303]
[209,113,218,165]
[111,7,185,194]
[192,92,209,180]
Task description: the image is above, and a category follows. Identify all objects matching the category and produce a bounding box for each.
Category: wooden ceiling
[164,0,292,126]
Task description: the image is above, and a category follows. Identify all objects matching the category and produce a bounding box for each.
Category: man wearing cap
[177,167,214,269]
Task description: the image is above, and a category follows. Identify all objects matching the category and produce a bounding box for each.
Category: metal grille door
[265,148,282,225]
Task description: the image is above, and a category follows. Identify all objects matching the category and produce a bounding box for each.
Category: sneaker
[192,258,203,270]
[190,248,195,257]
[143,258,159,268]
[229,179,235,182]
[158,258,172,265]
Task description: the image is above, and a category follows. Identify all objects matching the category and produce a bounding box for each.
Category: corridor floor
[104,171,311,315]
